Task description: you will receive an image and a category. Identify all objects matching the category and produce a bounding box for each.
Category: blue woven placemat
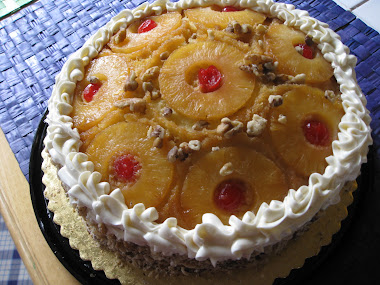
[0,0,378,180]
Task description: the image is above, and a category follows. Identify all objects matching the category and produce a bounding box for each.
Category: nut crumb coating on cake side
[43,0,372,272]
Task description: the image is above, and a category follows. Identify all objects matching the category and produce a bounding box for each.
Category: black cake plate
[29,111,379,285]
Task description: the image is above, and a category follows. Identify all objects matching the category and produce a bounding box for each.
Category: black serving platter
[29,111,378,285]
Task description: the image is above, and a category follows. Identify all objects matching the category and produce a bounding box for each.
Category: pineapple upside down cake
[43,0,372,278]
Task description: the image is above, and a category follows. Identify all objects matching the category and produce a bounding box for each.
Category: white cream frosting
[44,0,372,266]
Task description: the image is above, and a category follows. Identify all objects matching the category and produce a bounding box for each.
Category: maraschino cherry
[198,65,223,93]
[138,19,157,33]
[83,83,101,102]
[214,179,246,212]
[222,6,241,12]
[112,154,141,183]
[294,43,313,59]
[303,119,330,146]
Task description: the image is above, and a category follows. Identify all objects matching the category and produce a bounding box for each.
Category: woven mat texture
[0,0,379,181]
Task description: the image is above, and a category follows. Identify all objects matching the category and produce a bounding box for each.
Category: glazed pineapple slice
[108,12,184,56]
[159,40,256,120]
[85,121,174,208]
[179,147,288,229]
[79,109,125,153]
[185,6,266,30]
[71,55,138,133]
[270,85,344,177]
[265,23,334,83]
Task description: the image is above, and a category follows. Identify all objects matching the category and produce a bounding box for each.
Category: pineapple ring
[108,12,183,55]
[185,6,266,30]
[159,40,256,120]
[265,23,334,83]
[179,147,288,228]
[85,121,174,208]
[269,85,344,177]
[71,55,136,133]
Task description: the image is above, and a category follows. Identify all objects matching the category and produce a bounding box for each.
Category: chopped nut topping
[153,137,163,148]
[167,145,189,162]
[305,36,313,46]
[124,71,138,91]
[88,76,101,85]
[226,21,252,34]
[114,98,146,113]
[167,146,179,163]
[192,120,209,131]
[239,64,260,76]
[212,146,220,152]
[150,89,161,100]
[247,114,267,137]
[278,114,287,124]
[220,162,234,176]
[188,140,201,151]
[268,95,283,107]
[160,51,169,60]
[162,107,173,117]
[295,45,303,55]
[217,117,243,138]
[324,90,340,102]
[142,66,159,82]
[114,28,126,44]
[168,140,201,162]
[142,81,153,92]
[255,24,267,35]
[288,73,306,84]
[149,125,165,139]
[207,29,215,40]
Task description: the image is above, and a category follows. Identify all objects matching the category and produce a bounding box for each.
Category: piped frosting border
[44,0,372,266]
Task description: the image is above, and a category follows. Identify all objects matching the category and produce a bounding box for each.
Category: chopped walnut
[114,28,126,44]
[217,117,243,139]
[167,145,188,162]
[153,137,163,148]
[167,146,179,163]
[305,36,313,46]
[288,73,306,84]
[192,120,209,131]
[162,107,173,117]
[212,146,220,152]
[207,29,215,40]
[324,90,340,102]
[225,21,252,34]
[278,114,287,124]
[255,24,267,35]
[114,98,146,113]
[148,125,165,139]
[88,76,101,85]
[142,66,159,82]
[188,140,201,151]
[239,64,260,76]
[142,81,153,92]
[160,51,169,60]
[268,95,283,107]
[247,114,267,137]
[124,71,138,91]
[220,162,234,176]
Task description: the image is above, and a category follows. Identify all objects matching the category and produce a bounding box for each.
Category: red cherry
[83,83,101,102]
[294,43,313,59]
[112,154,141,183]
[138,19,157,33]
[198,65,223,93]
[303,119,330,146]
[222,6,240,12]
[214,179,245,212]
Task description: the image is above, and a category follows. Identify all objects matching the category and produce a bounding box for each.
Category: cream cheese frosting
[44,0,372,266]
